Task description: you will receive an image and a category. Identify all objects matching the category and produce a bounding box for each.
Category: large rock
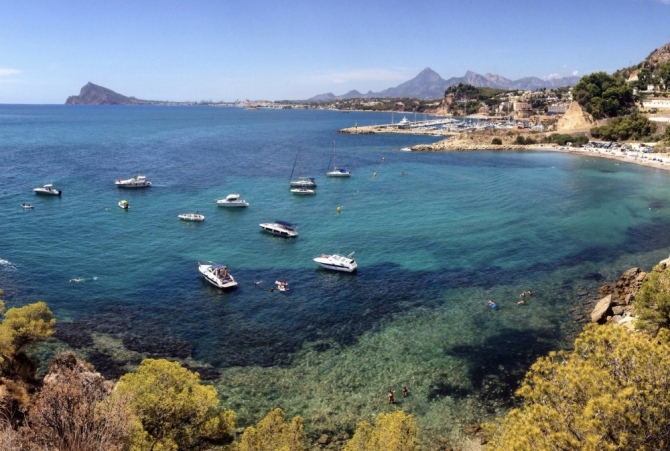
[557,102,595,132]
[591,295,613,323]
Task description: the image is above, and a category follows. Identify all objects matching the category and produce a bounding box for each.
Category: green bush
[573,72,634,119]
[492,138,502,145]
[590,113,657,141]
[546,134,589,146]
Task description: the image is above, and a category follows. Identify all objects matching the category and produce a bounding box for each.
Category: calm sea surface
[2,105,670,444]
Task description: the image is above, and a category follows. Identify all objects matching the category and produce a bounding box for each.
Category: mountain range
[307,68,580,102]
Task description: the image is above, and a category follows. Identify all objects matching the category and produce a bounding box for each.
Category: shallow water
[2,105,670,445]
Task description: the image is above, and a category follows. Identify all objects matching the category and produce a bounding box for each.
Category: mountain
[306,68,580,101]
[65,82,150,105]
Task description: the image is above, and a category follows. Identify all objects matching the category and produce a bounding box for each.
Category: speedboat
[290,187,315,195]
[179,212,205,222]
[118,200,129,209]
[275,280,290,292]
[33,183,61,196]
[400,147,412,152]
[115,175,152,188]
[198,262,237,289]
[215,194,249,207]
[21,203,34,209]
[313,252,358,273]
[259,220,298,237]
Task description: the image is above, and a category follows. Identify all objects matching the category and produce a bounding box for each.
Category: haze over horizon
[2,0,670,104]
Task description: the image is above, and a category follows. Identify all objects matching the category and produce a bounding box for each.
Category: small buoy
[337,206,342,214]
[373,172,377,178]
[382,157,385,161]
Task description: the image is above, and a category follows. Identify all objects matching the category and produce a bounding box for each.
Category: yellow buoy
[337,206,342,214]
[373,172,377,177]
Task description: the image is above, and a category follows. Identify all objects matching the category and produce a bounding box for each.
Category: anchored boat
[215,194,249,207]
[33,183,61,196]
[259,220,298,237]
[198,262,237,289]
[313,252,357,273]
[115,175,152,188]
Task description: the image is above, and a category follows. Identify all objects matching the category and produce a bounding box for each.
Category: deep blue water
[2,105,670,441]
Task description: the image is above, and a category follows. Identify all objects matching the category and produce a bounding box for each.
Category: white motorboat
[21,203,34,209]
[115,175,152,188]
[259,220,298,237]
[400,147,412,152]
[326,142,351,177]
[118,200,129,209]
[289,147,317,187]
[275,280,289,292]
[397,117,411,129]
[313,252,358,273]
[215,194,249,207]
[290,188,315,195]
[33,183,61,196]
[179,212,205,222]
[198,262,237,289]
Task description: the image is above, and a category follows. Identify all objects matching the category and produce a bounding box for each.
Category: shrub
[485,325,670,450]
[491,138,502,145]
[590,113,657,141]
[237,408,307,451]
[547,133,589,146]
[635,264,670,334]
[114,359,236,451]
[573,72,634,118]
[344,411,418,451]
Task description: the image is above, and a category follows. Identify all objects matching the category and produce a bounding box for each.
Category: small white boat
[313,252,358,273]
[326,142,351,177]
[179,212,205,222]
[215,194,249,207]
[397,117,411,129]
[275,280,289,292]
[198,262,237,289]
[33,183,61,196]
[290,188,315,195]
[118,200,129,209]
[21,203,34,209]
[289,147,317,187]
[400,147,412,152]
[259,220,298,237]
[115,175,152,188]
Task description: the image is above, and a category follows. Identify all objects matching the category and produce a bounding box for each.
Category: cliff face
[65,82,146,105]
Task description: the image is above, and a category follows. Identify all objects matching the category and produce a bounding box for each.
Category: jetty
[339,117,458,135]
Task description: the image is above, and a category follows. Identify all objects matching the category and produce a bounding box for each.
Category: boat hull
[118,202,129,209]
[179,214,205,221]
[215,200,249,207]
[326,171,351,177]
[289,179,316,187]
[259,223,297,237]
[291,189,315,195]
[313,256,357,273]
[314,261,357,273]
[34,189,61,196]
[115,183,151,188]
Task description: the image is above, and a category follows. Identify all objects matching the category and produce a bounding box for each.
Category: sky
[1,0,670,103]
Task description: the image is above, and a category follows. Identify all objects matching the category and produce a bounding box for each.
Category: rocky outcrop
[557,102,595,132]
[43,352,114,393]
[592,267,647,325]
[65,82,146,105]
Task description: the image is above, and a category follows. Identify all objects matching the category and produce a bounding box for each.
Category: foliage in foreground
[590,112,657,142]
[635,263,670,334]
[237,407,307,451]
[543,133,589,146]
[114,358,236,451]
[344,411,418,451]
[485,324,670,451]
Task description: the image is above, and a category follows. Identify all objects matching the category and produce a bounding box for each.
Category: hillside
[307,68,579,102]
[65,82,149,105]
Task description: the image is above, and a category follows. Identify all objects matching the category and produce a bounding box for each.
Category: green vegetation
[573,72,634,119]
[590,113,657,141]
[237,408,307,451]
[635,264,670,334]
[485,324,670,450]
[543,133,589,146]
[514,135,537,145]
[344,411,418,451]
[491,138,502,145]
[444,83,507,115]
[0,301,55,376]
[114,359,236,451]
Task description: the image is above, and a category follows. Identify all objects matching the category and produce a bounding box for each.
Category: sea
[2,105,670,446]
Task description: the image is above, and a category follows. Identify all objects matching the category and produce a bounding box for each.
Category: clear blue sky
[2,0,670,103]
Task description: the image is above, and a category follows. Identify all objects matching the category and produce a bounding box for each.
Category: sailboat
[326,142,351,177]
[289,147,316,188]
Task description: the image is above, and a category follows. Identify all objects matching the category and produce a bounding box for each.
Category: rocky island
[65,82,198,105]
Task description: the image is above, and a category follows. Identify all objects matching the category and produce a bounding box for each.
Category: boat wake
[69,276,99,283]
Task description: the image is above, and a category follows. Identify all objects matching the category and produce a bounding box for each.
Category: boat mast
[328,141,335,171]
[289,147,299,181]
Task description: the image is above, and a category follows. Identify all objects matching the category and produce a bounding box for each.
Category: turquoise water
[2,105,670,446]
